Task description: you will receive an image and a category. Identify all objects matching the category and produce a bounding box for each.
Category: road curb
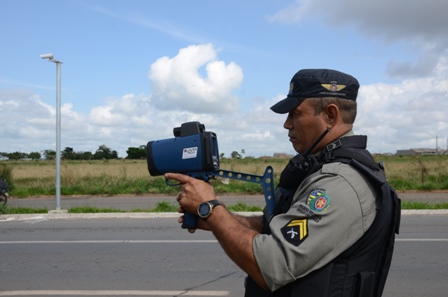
[400,209,448,215]
[1,210,447,221]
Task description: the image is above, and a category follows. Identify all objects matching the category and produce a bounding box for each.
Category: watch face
[198,202,211,218]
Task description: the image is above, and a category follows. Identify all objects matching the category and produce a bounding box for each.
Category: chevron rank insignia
[281,219,308,246]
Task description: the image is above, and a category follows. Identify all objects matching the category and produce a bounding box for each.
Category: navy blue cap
[271,69,359,114]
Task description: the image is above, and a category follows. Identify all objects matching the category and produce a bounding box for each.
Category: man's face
[283,99,328,154]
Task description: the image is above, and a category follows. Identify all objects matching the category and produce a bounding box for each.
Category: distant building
[396,148,437,156]
[273,153,293,158]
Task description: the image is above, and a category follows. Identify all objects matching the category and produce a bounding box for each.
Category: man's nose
[283,114,293,130]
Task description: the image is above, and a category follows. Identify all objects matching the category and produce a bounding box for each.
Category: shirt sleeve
[252,162,378,291]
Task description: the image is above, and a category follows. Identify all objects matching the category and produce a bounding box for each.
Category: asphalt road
[0,213,447,296]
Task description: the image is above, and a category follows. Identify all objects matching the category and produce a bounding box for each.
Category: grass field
[1,154,448,198]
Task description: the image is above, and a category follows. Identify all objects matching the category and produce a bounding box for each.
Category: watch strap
[208,199,222,209]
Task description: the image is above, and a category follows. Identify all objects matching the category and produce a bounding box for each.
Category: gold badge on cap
[322,83,346,92]
[288,82,294,95]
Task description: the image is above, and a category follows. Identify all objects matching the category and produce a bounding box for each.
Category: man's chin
[292,145,303,154]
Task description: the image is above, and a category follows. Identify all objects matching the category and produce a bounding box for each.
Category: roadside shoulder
[1,210,448,221]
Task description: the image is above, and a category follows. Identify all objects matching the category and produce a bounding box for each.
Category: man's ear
[324,104,339,126]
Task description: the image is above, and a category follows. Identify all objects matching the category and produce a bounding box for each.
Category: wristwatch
[197,199,223,219]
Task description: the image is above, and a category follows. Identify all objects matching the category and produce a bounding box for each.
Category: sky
[1,0,447,159]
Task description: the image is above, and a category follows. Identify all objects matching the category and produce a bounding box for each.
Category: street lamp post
[40,53,62,211]
[428,133,439,155]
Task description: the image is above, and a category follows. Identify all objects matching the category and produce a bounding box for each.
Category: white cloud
[267,0,448,79]
[148,43,243,113]
[268,0,448,39]
[1,41,448,158]
[89,106,125,126]
[356,59,448,153]
[231,5,448,157]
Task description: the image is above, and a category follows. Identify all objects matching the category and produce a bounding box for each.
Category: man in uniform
[166,69,400,296]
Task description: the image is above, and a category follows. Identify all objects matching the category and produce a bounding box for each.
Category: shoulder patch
[307,189,331,212]
[281,219,308,246]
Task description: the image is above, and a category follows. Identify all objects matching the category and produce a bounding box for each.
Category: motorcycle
[0,176,9,205]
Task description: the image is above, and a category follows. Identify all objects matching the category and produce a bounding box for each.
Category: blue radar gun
[146,121,275,229]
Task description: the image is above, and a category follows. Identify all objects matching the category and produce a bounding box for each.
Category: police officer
[166,69,399,297]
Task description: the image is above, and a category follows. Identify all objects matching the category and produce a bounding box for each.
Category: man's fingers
[165,172,193,183]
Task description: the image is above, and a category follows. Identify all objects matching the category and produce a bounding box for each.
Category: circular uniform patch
[307,189,331,212]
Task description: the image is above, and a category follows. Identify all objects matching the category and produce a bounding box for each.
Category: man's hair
[307,97,357,124]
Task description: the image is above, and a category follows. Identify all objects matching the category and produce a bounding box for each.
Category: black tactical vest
[245,136,401,297]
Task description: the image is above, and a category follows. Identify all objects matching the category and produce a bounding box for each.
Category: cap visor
[270,97,303,114]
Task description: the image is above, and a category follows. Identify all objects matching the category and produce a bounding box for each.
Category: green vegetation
[0,206,48,214]
[68,206,126,213]
[227,202,263,212]
[401,201,448,210]
[1,155,447,211]
[0,158,287,198]
[2,155,448,199]
[376,155,448,191]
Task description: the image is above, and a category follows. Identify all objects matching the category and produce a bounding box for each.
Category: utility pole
[436,135,438,154]
[40,53,62,211]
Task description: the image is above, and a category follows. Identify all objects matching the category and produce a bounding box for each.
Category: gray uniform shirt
[253,155,379,291]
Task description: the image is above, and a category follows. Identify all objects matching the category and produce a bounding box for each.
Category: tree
[126,145,146,159]
[43,149,56,160]
[29,152,41,160]
[62,147,75,160]
[81,151,93,160]
[93,145,118,160]
[6,151,28,160]
[61,147,94,160]
[231,151,242,159]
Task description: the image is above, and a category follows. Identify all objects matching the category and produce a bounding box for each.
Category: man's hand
[166,173,268,289]
[165,173,217,232]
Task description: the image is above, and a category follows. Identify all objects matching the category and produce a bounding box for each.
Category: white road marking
[1,239,447,244]
[396,238,448,242]
[0,290,228,296]
[0,240,218,244]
